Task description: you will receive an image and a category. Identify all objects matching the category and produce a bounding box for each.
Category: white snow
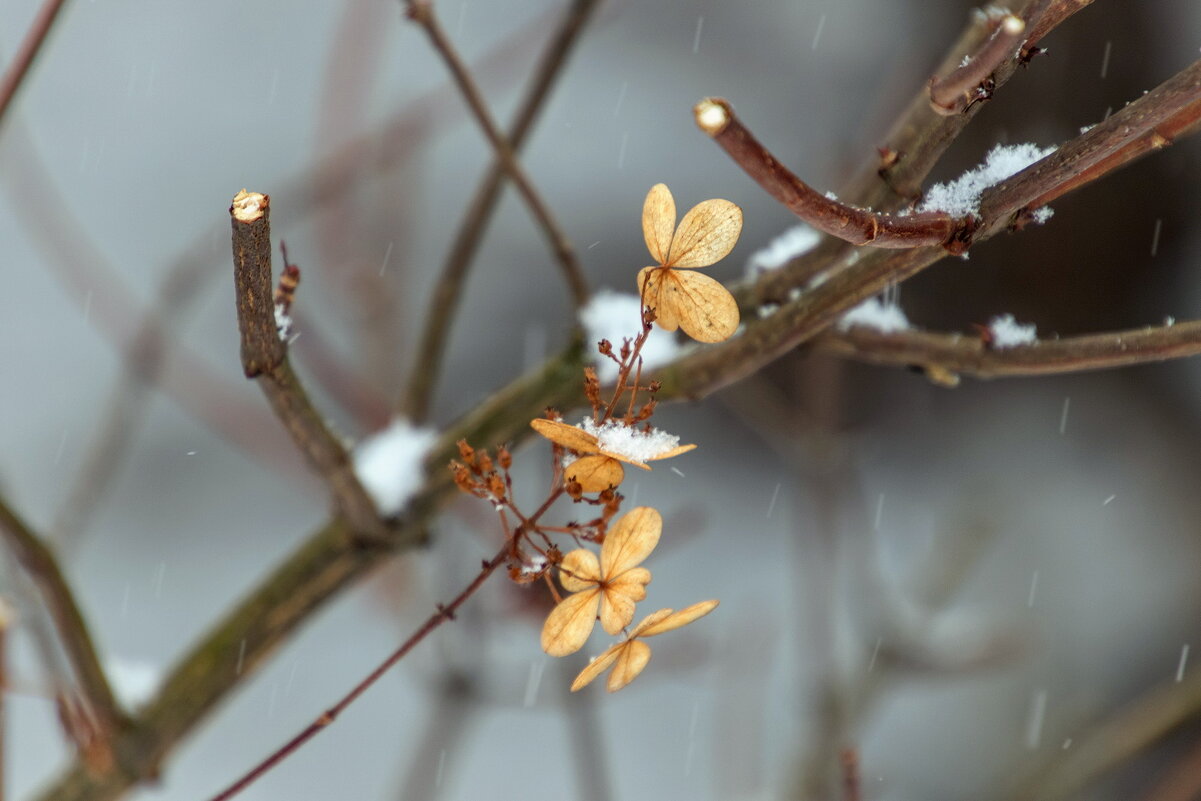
[353,418,439,516]
[1030,206,1055,225]
[989,313,1038,348]
[919,142,1058,217]
[274,303,293,341]
[106,656,161,707]
[837,297,910,334]
[745,224,821,277]
[579,417,683,462]
[579,290,682,383]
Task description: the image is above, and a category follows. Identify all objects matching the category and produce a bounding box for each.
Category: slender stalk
[404,1,589,312]
[817,319,1201,380]
[205,544,509,801]
[0,0,70,134]
[0,497,124,752]
[403,0,601,422]
[230,191,390,541]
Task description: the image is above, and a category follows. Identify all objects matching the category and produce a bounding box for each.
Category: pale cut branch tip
[694,98,730,135]
[231,189,268,222]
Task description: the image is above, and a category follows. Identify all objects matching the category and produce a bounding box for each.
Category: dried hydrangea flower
[541,507,662,656]
[571,600,720,692]
[531,417,695,492]
[638,183,742,343]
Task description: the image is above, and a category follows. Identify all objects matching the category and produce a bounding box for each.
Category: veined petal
[667,198,743,268]
[667,270,740,343]
[601,506,661,578]
[570,642,624,692]
[640,599,720,637]
[599,567,652,634]
[566,454,625,492]
[531,418,601,453]
[606,639,652,692]
[642,184,676,265]
[559,549,601,592]
[598,449,651,471]
[541,589,601,657]
[628,608,676,638]
[638,266,679,332]
[645,442,697,461]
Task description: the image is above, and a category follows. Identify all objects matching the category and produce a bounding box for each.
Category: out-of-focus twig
[0,0,70,134]
[403,0,601,422]
[0,497,123,759]
[403,0,589,314]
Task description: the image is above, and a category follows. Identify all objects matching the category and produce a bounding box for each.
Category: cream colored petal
[638,266,679,332]
[541,589,601,657]
[559,548,601,592]
[667,198,743,268]
[566,454,625,492]
[628,608,675,638]
[606,639,652,692]
[599,449,650,471]
[667,270,740,343]
[644,442,698,461]
[642,183,676,265]
[530,418,600,453]
[570,642,624,692]
[599,566,652,634]
[600,506,661,578]
[640,599,720,637]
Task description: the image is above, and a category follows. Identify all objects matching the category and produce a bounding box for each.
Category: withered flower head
[638,183,742,343]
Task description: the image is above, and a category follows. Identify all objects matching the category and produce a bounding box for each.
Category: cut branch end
[693,97,730,136]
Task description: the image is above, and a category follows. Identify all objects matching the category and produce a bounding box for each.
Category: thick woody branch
[403,0,601,422]
[230,191,388,541]
[817,320,1201,380]
[694,98,974,252]
[0,497,124,753]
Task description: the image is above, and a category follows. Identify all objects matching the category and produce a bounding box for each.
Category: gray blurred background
[3,1,1201,799]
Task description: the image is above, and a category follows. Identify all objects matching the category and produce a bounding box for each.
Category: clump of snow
[353,418,438,516]
[837,297,910,334]
[1029,207,1054,225]
[745,224,821,277]
[919,142,1058,217]
[107,656,161,707]
[988,314,1038,348]
[579,417,681,462]
[579,290,681,383]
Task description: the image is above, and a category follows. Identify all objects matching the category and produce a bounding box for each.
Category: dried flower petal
[642,183,676,265]
[566,454,625,492]
[531,418,601,453]
[668,198,743,268]
[541,588,602,657]
[640,599,720,637]
[558,549,601,592]
[601,506,661,577]
[606,639,652,692]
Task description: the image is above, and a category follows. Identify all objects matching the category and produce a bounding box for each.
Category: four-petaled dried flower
[571,600,720,692]
[638,183,742,343]
[531,417,695,492]
[541,506,662,656]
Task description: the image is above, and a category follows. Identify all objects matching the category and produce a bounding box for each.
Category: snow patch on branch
[838,297,911,334]
[988,314,1038,348]
[919,142,1058,217]
[353,418,438,516]
[745,224,821,277]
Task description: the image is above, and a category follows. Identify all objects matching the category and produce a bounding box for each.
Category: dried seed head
[566,479,583,501]
[488,472,507,501]
[497,445,512,470]
[457,439,476,467]
[476,451,494,476]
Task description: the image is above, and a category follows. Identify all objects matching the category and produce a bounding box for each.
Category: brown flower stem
[205,543,510,801]
[694,98,973,252]
[230,192,389,540]
[404,1,589,310]
[403,0,601,423]
[0,497,124,752]
[817,319,1201,380]
[928,13,1026,115]
[0,0,69,134]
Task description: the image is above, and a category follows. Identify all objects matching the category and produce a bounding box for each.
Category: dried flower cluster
[450,184,739,691]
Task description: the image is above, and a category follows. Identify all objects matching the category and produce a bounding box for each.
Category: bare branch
[694,98,973,252]
[817,320,1201,380]
[928,13,1025,115]
[404,0,589,312]
[0,0,69,134]
[403,0,602,422]
[0,496,124,757]
[230,191,389,540]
